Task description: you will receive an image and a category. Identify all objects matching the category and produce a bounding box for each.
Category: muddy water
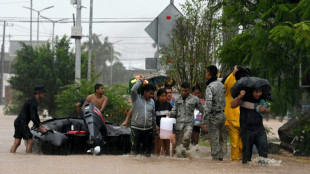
[1,112,310,174]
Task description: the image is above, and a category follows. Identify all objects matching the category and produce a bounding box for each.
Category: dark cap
[33,86,47,94]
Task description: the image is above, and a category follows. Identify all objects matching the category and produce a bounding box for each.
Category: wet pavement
[1,106,310,174]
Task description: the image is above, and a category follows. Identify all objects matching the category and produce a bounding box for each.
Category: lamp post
[107,40,122,86]
[40,15,67,51]
[30,0,32,45]
[23,5,54,43]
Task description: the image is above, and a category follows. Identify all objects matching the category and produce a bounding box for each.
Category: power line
[0,19,152,23]
[0,1,29,4]
[0,17,153,20]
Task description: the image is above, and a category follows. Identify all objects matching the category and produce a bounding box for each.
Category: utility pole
[87,0,93,81]
[40,15,67,54]
[30,0,32,45]
[23,6,54,43]
[75,0,82,83]
[0,21,6,105]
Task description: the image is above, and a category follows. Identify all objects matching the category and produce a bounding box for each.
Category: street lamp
[40,15,67,51]
[107,40,122,86]
[23,5,54,43]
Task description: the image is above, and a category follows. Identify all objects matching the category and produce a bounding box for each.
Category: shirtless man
[83,84,108,113]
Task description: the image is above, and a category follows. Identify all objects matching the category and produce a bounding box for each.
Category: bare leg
[154,138,162,156]
[10,139,21,153]
[162,139,170,156]
[191,132,200,145]
[25,139,34,153]
[171,134,176,156]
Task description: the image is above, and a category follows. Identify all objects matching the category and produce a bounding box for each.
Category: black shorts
[192,125,201,133]
[13,119,33,140]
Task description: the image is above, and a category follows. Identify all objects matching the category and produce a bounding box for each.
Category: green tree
[55,77,130,124]
[160,0,221,90]
[104,84,130,124]
[219,0,310,115]
[85,35,122,85]
[55,77,97,118]
[9,36,87,116]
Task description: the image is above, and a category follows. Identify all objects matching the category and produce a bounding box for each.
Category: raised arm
[231,90,246,108]
[131,79,143,101]
[224,67,238,94]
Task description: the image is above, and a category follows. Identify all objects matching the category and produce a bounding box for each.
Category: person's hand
[201,124,207,133]
[156,125,159,131]
[166,113,171,117]
[239,90,246,98]
[142,80,149,86]
[120,120,128,127]
[232,65,239,75]
[258,105,268,113]
[39,125,47,133]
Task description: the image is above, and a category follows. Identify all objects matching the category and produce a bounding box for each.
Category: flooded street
[1,109,310,174]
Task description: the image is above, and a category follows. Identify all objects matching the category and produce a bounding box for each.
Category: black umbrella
[231,76,272,101]
[145,74,175,89]
[128,74,175,94]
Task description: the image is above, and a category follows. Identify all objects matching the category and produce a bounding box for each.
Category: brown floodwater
[1,110,310,174]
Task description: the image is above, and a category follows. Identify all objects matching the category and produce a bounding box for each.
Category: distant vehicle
[31,103,131,155]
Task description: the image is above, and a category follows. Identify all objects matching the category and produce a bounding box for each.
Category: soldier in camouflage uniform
[202,65,227,161]
[169,82,204,153]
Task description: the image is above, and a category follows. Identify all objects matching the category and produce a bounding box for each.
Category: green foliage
[9,36,90,117]
[54,77,96,118]
[198,133,210,147]
[292,117,310,155]
[55,77,130,124]
[3,91,24,115]
[104,84,131,125]
[219,0,310,115]
[84,35,125,85]
[160,0,221,90]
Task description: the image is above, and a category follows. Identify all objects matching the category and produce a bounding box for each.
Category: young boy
[231,88,270,164]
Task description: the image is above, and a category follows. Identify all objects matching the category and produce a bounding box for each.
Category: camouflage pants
[208,118,227,160]
[175,122,193,150]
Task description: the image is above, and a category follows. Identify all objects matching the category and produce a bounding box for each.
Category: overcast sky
[0,0,186,69]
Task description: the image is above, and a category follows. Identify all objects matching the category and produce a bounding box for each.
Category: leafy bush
[3,104,20,115]
[55,78,96,118]
[3,90,25,115]
[291,117,310,156]
[55,78,130,125]
[104,84,131,125]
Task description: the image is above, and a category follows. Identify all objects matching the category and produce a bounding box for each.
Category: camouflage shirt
[170,94,204,124]
[204,81,226,123]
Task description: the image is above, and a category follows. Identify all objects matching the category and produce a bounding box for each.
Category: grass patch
[198,133,210,147]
